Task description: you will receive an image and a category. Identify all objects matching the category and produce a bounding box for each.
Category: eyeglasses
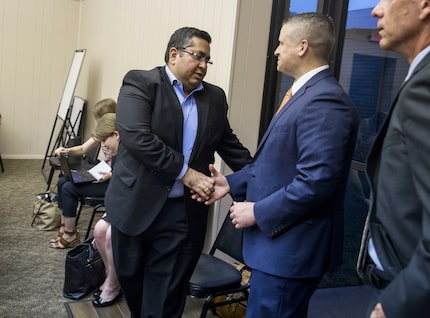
[178,47,213,65]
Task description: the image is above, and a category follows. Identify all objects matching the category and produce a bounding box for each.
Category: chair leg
[85,204,105,240]
[0,153,4,172]
[45,166,55,191]
[200,298,212,318]
[75,199,84,226]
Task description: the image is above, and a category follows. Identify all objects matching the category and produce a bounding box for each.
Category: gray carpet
[0,159,371,317]
[0,159,96,317]
[0,160,214,318]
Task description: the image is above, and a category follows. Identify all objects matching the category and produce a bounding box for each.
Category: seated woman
[54,98,116,165]
[91,115,122,307]
[92,217,121,307]
[50,99,116,247]
[50,111,117,249]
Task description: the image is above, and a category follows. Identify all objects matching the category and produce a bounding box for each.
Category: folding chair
[0,153,4,172]
[0,113,3,172]
[75,196,105,240]
[188,211,250,318]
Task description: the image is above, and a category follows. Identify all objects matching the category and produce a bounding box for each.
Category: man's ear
[419,0,430,20]
[169,47,179,65]
[298,40,309,57]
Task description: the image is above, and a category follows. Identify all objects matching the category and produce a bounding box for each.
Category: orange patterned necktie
[276,87,293,115]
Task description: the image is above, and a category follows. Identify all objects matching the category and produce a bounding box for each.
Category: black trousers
[111,199,201,318]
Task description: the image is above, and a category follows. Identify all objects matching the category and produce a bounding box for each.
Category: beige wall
[0,0,271,245]
[0,0,81,158]
[0,0,271,159]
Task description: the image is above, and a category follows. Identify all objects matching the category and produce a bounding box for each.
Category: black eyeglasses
[177,47,213,65]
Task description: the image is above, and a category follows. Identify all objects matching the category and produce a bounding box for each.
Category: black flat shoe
[92,290,122,308]
[93,289,102,299]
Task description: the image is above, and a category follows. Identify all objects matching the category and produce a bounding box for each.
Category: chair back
[209,211,244,263]
[65,136,82,166]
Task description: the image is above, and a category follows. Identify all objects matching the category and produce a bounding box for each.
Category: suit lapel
[255,91,301,155]
[365,48,428,187]
[161,68,184,150]
[255,69,331,156]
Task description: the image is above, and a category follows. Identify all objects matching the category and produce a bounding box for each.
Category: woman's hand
[93,171,112,183]
[54,147,67,157]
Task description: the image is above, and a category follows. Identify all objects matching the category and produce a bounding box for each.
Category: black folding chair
[75,196,105,240]
[188,211,250,318]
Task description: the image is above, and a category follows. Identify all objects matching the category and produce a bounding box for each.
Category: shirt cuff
[177,163,189,180]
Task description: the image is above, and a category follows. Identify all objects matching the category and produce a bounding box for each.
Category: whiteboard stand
[41,96,86,188]
[41,49,86,185]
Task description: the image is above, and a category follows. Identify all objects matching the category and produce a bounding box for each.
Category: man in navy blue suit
[195,13,358,317]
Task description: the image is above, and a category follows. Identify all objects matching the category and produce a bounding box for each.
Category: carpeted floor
[0,159,370,317]
[0,160,215,318]
[0,159,71,317]
[0,159,130,317]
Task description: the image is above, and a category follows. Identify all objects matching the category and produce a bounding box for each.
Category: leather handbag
[63,237,106,300]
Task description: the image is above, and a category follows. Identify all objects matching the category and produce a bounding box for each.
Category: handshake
[183,164,256,229]
[182,164,229,205]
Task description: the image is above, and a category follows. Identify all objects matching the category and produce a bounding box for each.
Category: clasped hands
[188,164,256,229]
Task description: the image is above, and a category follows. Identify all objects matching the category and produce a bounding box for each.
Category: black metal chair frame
[75,196,105,240]
[0,113,3,172]
[0,153,4,172]
[188,211,250,318]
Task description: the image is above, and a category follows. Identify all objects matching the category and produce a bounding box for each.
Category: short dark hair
[164,27,212,63]
[283,12,335,62]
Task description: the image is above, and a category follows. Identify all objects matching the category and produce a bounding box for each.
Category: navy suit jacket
[366,51,430,318]
[227,69,358,278]
[105,67,251,242]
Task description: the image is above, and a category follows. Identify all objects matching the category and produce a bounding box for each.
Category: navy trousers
[246,269,321,318]
[57,176,109,217]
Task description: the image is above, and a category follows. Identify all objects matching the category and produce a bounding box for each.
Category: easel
[41,96,86,185]
[41,49,86,186]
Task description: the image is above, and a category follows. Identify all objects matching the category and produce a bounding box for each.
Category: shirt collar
[405,45,430,82]
[165,65,204,94]
[292,65,329,95]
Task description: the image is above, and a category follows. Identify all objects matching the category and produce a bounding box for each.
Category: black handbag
[63,237,106,300]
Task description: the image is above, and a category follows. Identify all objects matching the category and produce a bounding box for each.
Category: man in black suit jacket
[105,27,251,317]
[361,1,430,317]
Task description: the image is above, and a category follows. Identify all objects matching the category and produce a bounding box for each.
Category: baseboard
[0,155,44,159]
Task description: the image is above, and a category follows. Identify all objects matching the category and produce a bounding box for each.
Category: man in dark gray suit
[105,27,251,317]
[361,1,430,317]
